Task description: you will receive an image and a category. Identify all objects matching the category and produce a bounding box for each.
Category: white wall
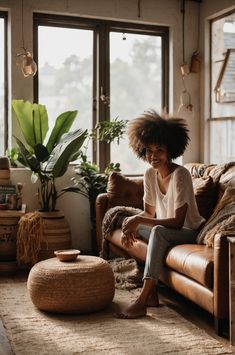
[0,0,233,251]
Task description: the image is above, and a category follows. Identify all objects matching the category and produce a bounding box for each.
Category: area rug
[0,277,233,355]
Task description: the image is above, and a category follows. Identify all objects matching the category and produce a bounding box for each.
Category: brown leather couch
[96,163,235,336]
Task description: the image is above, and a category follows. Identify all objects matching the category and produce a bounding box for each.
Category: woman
[114,110,205,319]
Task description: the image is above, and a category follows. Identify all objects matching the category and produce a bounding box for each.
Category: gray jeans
[136,224,198,282]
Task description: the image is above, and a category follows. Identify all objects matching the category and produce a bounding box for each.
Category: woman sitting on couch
[110,110,205,319]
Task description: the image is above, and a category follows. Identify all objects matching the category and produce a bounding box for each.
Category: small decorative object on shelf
[0,204,26,275]
[0,156,24,211]
[17,182,23,210]
[6,193,17,210]
[0,185,16,204]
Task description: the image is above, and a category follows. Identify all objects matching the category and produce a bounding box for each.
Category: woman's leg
[116,225,197,319]
[144,225,197,280]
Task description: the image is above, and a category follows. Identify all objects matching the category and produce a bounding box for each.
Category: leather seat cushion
[164,244,214,289]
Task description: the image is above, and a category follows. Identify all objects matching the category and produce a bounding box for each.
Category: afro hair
[127,109,190,160]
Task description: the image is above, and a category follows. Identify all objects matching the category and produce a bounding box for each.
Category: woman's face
[145,143,169,169]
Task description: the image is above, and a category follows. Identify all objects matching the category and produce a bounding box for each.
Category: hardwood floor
[0,276,233,354]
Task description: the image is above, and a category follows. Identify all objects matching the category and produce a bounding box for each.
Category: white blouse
[143,165,205,230]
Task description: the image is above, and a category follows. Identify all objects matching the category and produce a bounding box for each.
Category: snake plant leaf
[44,129,88,178]
[34,143,50,162]
[46,110,78,154]
[14,136,41,173]
[12,100,48,149]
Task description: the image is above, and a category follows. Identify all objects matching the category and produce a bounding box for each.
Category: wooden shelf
[0,204,26,218]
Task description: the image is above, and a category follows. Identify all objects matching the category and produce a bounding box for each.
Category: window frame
[0,11,8,154]
[209,10,235,163]
[33,13,169,171]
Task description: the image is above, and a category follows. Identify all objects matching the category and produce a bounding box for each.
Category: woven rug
[0,276,233,355]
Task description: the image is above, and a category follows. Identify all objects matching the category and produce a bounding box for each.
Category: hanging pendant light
[17,48,37,77]
[16,0,37,77]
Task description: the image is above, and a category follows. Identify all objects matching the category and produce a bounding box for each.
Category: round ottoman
[27,255,115,314]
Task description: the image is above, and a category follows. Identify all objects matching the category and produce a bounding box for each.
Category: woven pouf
[27,255,115,314]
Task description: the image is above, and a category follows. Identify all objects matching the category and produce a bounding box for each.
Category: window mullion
[96,24,110,172]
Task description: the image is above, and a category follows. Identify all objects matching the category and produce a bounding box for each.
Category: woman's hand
[121,232,137,248]
[121,216,138,248]
[122,215,138,236]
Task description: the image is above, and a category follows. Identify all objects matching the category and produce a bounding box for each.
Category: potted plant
[12,99,87,264]
[12,99,87,211]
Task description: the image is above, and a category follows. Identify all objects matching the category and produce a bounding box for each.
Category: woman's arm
[122,202,188,239]
[135,203,187,229]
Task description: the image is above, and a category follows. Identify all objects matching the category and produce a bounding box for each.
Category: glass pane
[110,32,162,174]
[211,13,235,116]
[210,120,235,163]
[210,12,235,163]
[38,26,93,158]
[0,19,5,155]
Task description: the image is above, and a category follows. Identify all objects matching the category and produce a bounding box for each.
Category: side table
[0,204,26,274]
[227,235,235,345]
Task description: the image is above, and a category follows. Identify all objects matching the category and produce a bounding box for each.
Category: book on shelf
[0,185,16,204]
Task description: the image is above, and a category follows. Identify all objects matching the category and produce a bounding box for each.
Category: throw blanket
[197,187,235,247]
[100,206,143,290]
[108,257,143,290]
[100,205,143,260]
[209,161,235,182]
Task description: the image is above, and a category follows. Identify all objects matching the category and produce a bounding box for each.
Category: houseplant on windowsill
[12,99,87,264]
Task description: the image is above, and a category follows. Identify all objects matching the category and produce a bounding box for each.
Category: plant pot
[17,210,72,266]
[37,210,72,261]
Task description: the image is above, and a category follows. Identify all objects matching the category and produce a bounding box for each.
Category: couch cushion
[164,244,214,289]
[192,176,218,220]
[184,163,215,178]
[107,172,144,209]
[196,186,235,247]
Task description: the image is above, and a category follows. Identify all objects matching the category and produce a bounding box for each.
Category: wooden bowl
[54,249,81,262]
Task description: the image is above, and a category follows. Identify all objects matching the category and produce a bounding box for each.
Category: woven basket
[27,255,115,314]
[38,211,72,261]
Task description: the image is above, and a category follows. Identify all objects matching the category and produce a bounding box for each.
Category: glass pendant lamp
[17,0,37,77]
[18,48,37,77]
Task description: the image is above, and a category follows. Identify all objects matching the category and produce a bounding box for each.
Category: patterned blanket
[197,187,235,247]
[100,205,142,259]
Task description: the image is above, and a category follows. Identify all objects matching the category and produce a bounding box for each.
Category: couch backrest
[106,162,235,221]
[107,172,144,210]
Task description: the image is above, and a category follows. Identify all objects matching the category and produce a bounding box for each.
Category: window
[34,14,169,174]
[210,12,235,163]
[0,12,7,156]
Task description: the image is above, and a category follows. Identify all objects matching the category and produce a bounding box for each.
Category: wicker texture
[27,255,115,314]
[38,213,71,261]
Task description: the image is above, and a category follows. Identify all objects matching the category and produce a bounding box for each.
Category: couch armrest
[96,193,109,251]
[213,232,230,319]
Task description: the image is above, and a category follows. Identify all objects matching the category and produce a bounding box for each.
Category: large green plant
[12,99,87,211]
